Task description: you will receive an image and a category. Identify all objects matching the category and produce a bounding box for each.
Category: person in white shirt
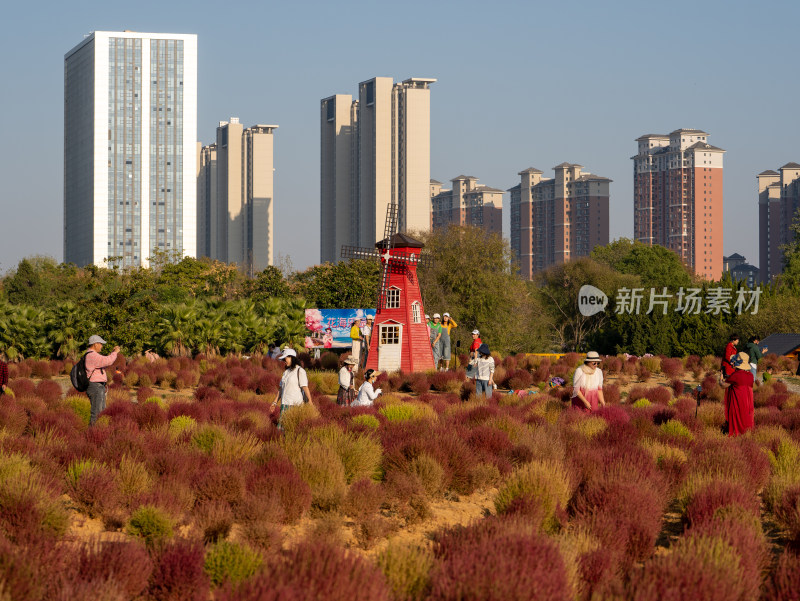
[571,351,605,412]
[337,355,358,406]
[271,348,311,428]
[353,369,382,407]
[471,343,495,398]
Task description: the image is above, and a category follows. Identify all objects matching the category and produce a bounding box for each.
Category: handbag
[297,368,309,403]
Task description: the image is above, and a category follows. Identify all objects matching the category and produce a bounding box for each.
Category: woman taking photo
[719,351,755,436]
[353,369,382,407]
[439,312,458,371]
[271,348,311,428]
[337,355,358,406]
[571,351,605,412]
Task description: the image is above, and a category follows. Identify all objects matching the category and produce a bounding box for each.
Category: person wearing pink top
[84,335,120,425]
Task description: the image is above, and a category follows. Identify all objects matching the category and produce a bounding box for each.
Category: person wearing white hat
[439,312,458,371]
[353,369,382,407]
[84,335,121,426]
[337,355,358,406]
[430,314,443,365]
[469,330,482,362]
[271,348,311,428]
[571,351,605,412]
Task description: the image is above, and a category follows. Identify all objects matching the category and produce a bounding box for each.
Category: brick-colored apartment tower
[508,163,610,279]
[430,176,502,235]
[632,129,725,280]
[758,163,800,283]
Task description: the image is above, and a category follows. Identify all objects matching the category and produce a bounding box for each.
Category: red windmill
[341,204,435,373]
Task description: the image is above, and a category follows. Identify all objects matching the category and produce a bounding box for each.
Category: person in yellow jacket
[439,312,458,370]
[350,320,362,365]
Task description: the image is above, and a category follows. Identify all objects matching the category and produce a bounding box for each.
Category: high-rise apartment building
[509,164,610,279]
[632,129,725,280]
[64,31,197,268]
[758,163,800,283]
[320,77,435,263]
[197,118,277,274]
[430,176,502,235]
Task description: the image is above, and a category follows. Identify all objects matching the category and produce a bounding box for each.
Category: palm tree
[153,304,197,357]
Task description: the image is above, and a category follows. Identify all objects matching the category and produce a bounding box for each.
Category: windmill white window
[411,301,421,323]
[380,324,401,345]
[385,287,401,309]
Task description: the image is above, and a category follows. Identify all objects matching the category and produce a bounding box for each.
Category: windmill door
[378,323,402,372]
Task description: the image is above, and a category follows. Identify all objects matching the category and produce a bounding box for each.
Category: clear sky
[1,0,798,275]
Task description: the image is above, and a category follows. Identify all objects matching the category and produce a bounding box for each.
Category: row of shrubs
[2,356,800,599]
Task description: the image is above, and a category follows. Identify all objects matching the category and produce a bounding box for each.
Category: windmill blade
[341,245,381,261]
[384,203,399,247]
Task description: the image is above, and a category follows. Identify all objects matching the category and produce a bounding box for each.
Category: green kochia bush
[127,505,174,547]
[204,541,262,587]
[494,460,572,533]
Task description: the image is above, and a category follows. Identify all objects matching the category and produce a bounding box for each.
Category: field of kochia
[0,350,799,601]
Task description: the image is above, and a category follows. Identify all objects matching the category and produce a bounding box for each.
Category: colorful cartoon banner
[305,308,376,349]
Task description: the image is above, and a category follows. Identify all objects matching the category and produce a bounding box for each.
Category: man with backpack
[84,335,120,425]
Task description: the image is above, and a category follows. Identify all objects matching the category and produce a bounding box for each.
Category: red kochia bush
[34,379,63,404]
[133,401,168,430]
[8,378,35,398]
[627,545,746,601]
[136,386,155,404]
[646,386,671,404]
[572,480,664,570]
[601,383,621,405]
[77,541,153,598]
[661,357,684,378]
[429,517,571,601]
[246,459,312,524]
[775,484,800,542]
[764,551,800,601]
[689,517,770,601]
[217,542,390,601]
[670,379,685,397]
[595,404,630,425]
[684,480,760,528]
[148,538,209,601]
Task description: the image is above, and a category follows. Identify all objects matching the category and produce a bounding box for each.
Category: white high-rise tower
[64,31,198,268]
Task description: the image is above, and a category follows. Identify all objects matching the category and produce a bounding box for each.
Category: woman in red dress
[721,334,739,378]
[719,351,754,436]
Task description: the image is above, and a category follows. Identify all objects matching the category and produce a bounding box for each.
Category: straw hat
[735,351,750,370]
[343,355,358,366]
[584,351,601,363]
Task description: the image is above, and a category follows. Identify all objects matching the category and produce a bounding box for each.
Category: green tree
[536,258,640,352]
[245,265,290,300]
[290,260,381,309]
[417,226,547,354]
[591,238,694,289]
[4,259,47,305]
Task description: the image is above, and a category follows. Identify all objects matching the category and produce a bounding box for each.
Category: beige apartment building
[633,129,725,280]
[320,77,435,263]
[430,176,503,235]
[509,164,611,279]
[197,118,277,274]
[758,163,800,283]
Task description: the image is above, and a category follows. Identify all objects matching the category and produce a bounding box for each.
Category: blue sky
[1,0,798,274]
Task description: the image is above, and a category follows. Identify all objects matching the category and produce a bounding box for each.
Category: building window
[385,288,400,309]
[411,302,421,324]
[380,324,400,345]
